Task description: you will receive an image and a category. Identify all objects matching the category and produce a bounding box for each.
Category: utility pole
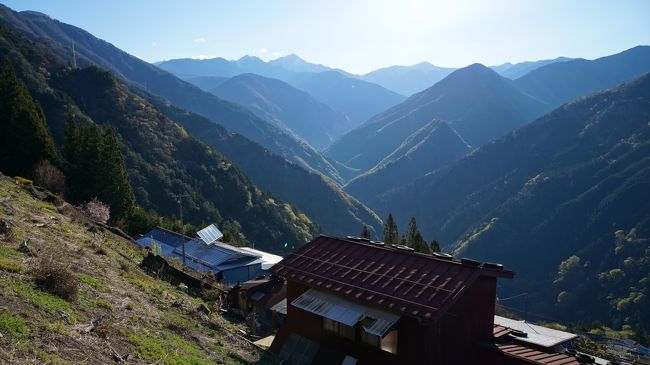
[175,193,190,265]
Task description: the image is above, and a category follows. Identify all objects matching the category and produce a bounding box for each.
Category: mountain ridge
[208,73,351,150]
[373,73,650,328]
[156,55,406,128]
[326,63,546,173]
[0,5,346,184]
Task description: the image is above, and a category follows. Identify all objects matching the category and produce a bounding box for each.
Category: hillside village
[2,174,649,364]
[1,1,650,364]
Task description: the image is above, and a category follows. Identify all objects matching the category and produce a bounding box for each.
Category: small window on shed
[360,318,380,348]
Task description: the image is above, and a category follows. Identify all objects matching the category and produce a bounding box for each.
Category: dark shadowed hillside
[344,121,472,205]
[375,73,650,329]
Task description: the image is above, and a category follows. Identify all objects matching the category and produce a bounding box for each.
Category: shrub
[35,259,79,301]
[94,244,108,256]
[93,318,112,339]
[32,160,66,195]
[96,297,114,311]
[80,197,110,224]
[0,258,25,273]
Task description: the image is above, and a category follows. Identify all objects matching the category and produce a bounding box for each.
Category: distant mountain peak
[237,55,263,62]
[274,53,304,61]
[268,53,332,73]
[440,63,503,84]
[18,10,50,18]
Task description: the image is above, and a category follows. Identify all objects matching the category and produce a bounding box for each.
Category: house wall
[426,276,498,364]
[284,280,430,365]
[221,263,262,284]
[280,276,499,365]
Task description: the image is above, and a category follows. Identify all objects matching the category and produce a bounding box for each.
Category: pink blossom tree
[81,197,110,224]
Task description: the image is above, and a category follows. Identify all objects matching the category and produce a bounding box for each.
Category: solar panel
[197,224,223,245]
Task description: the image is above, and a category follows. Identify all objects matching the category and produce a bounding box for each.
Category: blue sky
[3,0,649,74]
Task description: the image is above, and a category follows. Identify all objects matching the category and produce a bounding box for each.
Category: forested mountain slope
[327,64,546,172]
[375,73,650,329]
[344,121,472,204]
[0,5,345,183]
[0,19,317,253]
[148,99,383,237]
[209,73,351,150]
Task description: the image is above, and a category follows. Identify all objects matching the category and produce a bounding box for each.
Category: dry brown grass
[34,258,79,301]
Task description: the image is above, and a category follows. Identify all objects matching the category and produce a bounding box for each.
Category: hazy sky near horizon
[3,0,649,74]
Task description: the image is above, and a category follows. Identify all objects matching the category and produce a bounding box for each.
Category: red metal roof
[239,278,287,310]
[493,325,514,339]
[494,343,581,365]
[271,235,514,321]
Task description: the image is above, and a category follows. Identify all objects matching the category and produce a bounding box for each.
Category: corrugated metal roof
[238,247,283,270]
[172,239,258,269]
[239,278,287,310]
[293,289,364,326]
[272,235,514,321]
[270,298,287,315]
[493,325,513,339]
[362,310,400,337]
[494,315,578,348]
[136,236,177,257]
[292,289,399,335]
[495,343,581,365]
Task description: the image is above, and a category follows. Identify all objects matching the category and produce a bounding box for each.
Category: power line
[497,292,528,301]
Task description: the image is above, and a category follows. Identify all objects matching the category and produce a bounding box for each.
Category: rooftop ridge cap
[318,234,513,276]
[152,225,193,240]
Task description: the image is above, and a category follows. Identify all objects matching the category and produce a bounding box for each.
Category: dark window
[323,317,398,353]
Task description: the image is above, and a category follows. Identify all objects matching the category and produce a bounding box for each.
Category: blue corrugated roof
[135,226,272,283]
[172,239,259,269]
[216,257,262,271]
[139,227,191,248]
[136,236,177,257]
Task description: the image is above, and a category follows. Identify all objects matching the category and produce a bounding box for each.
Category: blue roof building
[136,226,282,285]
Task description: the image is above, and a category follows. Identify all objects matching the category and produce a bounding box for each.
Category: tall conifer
[0,58,58,176]
[98,128,135,222]
[383,213,399,245]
